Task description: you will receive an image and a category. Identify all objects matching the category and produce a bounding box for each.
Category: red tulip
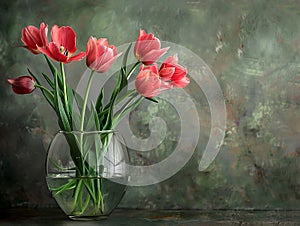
[86,37,120,73]
[135,64,170,98]
[7,76,36,94]
[135,55,189,98]
[134,30,169,65]
[21,22,48,54]
[38,25,85,63]
[159,55,189,88]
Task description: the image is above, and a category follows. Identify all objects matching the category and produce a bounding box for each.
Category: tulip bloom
[86,37,120,73]
[135,65,170,98]
[134,30,169,65]
[135,65,161,98]
[21,22,48,54]
[38,25,85,63]
[159,55,189,88]
[7,76,36,94]
[135,55,189,98]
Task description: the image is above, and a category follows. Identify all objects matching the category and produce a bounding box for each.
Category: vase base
[68,215,108,221]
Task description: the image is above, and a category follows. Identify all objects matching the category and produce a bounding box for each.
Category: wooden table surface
[1,208,300,225]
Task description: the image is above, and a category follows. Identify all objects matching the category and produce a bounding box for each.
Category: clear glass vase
[46,130,129,220]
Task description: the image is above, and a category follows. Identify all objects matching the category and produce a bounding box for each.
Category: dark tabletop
[1,208,300,225]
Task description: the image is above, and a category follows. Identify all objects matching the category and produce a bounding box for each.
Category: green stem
[114,90,139,117]
[78,70,96,177]
[72,179,83,213]
[80,70,96,132]
[112,95,143,128]
[97,89,136,118]
[34,84,54,98]
[97,178,104,213]
[127,61,140,80]
[60,62,68,112]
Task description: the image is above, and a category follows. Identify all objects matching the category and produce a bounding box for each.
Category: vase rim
[57,130,116,135]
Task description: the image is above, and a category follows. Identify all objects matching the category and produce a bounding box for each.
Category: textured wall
[1,0,300,209]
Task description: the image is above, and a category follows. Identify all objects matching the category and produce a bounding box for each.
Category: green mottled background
[1,0,300,209]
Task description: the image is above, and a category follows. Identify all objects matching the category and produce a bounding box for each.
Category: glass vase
[45,130,129,220]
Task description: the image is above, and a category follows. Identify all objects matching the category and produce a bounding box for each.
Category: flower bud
[7,76,36,94]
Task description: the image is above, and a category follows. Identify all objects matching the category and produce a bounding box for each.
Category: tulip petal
[21,23,48,54]
[21,26,40,49]
[159,66,175,80]
[135,39,161,59]
[94,52,122,73]
[137,30,147,40]
[67,52,86,63]
[164,54,178,64]
[86,36,119,72]
[37,45,52,57]
[97,38,108,46]
[95,45,114,68]
[140,47,170,65]
[7,76,36,94]
[40,42,68,62]
[51,25,77,55]
[172,76,190,88]
[39,22,48,47]
[141,64,159,74]
[134,30,169,65]
[135,69,162,98]
[86,37,97,68]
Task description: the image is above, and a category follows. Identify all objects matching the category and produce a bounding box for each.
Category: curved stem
[112,95,143,128]
[76,70,95,177]
[97,89,136,118]
[34,84,54,98]
[127,61,140,80]
[80,70,96,132]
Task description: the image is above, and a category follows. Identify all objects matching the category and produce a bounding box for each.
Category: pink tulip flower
[38,25,85,63]
[86,37,120,73]
[134,30,169,65]
[135,55,189,98]
[135,64,170,98]
[21,22,48,54]
[159,54,189,88]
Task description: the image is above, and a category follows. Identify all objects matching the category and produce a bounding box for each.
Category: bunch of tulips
[7,22,190,216]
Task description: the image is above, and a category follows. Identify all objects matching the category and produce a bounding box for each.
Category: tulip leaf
[102,109,112,130]
[97,107,109,129]
[95,88,104,114]
[56,91,71,131]
[93,104,101,131]
[44,55,58,77]
[117,43,132,95]
[27,68,39,83]
[113,96,143,128]
[122,43,132,69]
[114,92,138,117]
[41,73,54,89]
[27,68,55,110]
[102,70,125,130]
[120,67,128,93]
[42,90,55,110]
[145,97,159,103]
[54,72,71,131]
[44,55,64,90]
